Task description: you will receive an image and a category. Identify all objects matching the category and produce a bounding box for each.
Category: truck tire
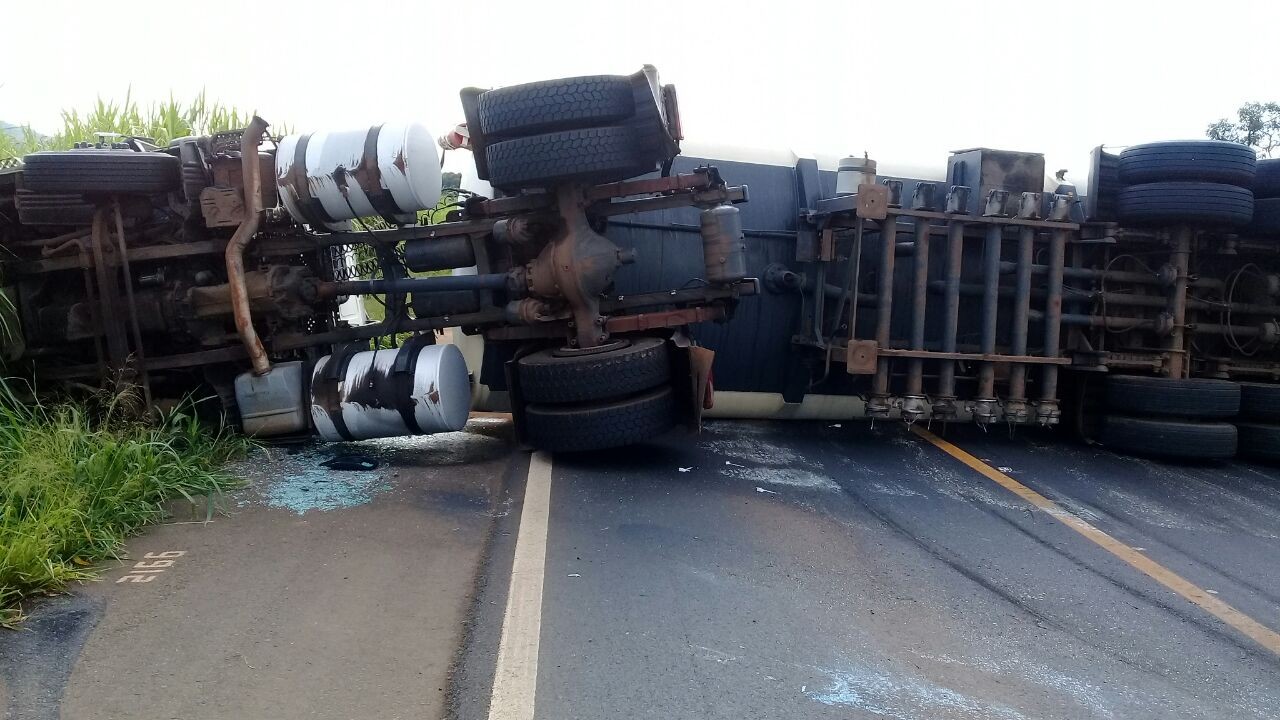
[478,75,635,141]
[14,192,96,225]
[1101,415,1237,460]
[1235,422,1280,463]
[517,337,670,404]
[1106,375,1240,418]
[1244,198,1280,235]
[1118,140,1257,185]
[1239,382,1280,421]
[1254,159,1280,199]
[485,126,650,189]
[1116,182,1253,227]
[22,150,180,194]
[524,385,676,452]
[14,191,151,226]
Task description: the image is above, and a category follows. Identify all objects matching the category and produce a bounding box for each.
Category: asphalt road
[455,420,1280,720]
[0,418,513,720]
[6,416,1280,719]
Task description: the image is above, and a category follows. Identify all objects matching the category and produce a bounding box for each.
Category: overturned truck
[631,140,1280,462]
[3,68,1280,460]
[0,68,751,451]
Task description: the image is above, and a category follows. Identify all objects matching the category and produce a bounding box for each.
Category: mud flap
[669,331,714,432]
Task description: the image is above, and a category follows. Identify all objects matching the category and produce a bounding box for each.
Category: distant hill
[1,120,45,143]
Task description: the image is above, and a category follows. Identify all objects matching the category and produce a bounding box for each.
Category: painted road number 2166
[116,551,186,584]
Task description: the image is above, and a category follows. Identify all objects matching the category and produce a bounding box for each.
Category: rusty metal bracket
[855,184,889,220]
[845,339,878,375]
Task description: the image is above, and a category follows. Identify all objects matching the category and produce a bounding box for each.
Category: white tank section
[276,123,442,229]
[310,344,471,442]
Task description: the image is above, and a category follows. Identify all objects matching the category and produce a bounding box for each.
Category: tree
[1206,102,1280,157]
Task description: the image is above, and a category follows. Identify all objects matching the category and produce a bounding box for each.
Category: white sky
[4,0,1279,184]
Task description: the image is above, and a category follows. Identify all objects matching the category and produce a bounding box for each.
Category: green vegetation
[1,92,263,625]
[0,90,274,159]
[0,383,247,626]
[1207,101,1280,158]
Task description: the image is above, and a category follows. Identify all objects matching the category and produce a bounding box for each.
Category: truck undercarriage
[3,68,1280,461]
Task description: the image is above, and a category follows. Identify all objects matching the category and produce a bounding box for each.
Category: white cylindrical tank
[276,123,442,229]
[310,343,471,442]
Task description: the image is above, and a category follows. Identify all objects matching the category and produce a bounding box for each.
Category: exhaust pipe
[226,116,271,376]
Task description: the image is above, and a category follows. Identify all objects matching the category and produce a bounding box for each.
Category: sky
[4,0,1279,186]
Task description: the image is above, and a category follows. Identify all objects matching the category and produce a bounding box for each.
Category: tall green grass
[1,89,276,159]
[0,382,248,626]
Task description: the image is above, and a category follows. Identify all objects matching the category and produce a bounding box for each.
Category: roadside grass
[0,381,248,627]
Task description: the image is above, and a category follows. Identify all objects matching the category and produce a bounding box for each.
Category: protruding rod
[871,215,898,400]
[1040,228,1068,401]
[1008,226,1035,402]
[1164,225,1193,379]
[937,221,965,400]
[977,224,1002,399]
[906,218,930,395]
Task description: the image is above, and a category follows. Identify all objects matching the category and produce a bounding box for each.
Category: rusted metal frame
[894,207,1078,230]
[875,348,1071,365]
[870,213,899,414]
[1039,229,1069,406]
[976,224,1002,402]
[998,261,1222,290]
[906,217,930,397]
[1164,226,1193,379]
[591,185,746,217]
[1195,357,1280,379]
[468,170,731,217]
[937,219,966,406]
[112,201,152,409]
[1007,226,1035,406]
[489,305,729,341]
[272,309,506,351]
[584,168,716,200]
[36,345,252,381]
[305,219,499,250]
[318,273,508,300]
[226,116,271,376]
[89,208,130,369]
[604,306,725,333]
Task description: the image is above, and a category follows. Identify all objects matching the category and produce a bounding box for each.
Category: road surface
[5,417,1280,719]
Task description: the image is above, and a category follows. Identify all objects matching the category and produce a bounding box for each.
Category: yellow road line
[488,450,553,720]
[912,426,1280,657]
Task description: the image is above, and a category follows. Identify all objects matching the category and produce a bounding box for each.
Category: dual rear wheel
[515,337,677,452]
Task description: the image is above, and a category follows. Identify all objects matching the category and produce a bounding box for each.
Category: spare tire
[1116,182,1253,227]
[1101,416,1237,460]
[524,385,676,452]
[485,126,652,189]
[1235,422,1280,463]
[1106,375,1240,418]
[1252,159,1280,199]
[22,150,180,194]
[478,75,635,141]
[1239,382,1280,421]
[1118,140,1256,185]
[517,337,670,404]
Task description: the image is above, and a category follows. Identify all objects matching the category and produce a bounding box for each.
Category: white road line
[487,450,554,720]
